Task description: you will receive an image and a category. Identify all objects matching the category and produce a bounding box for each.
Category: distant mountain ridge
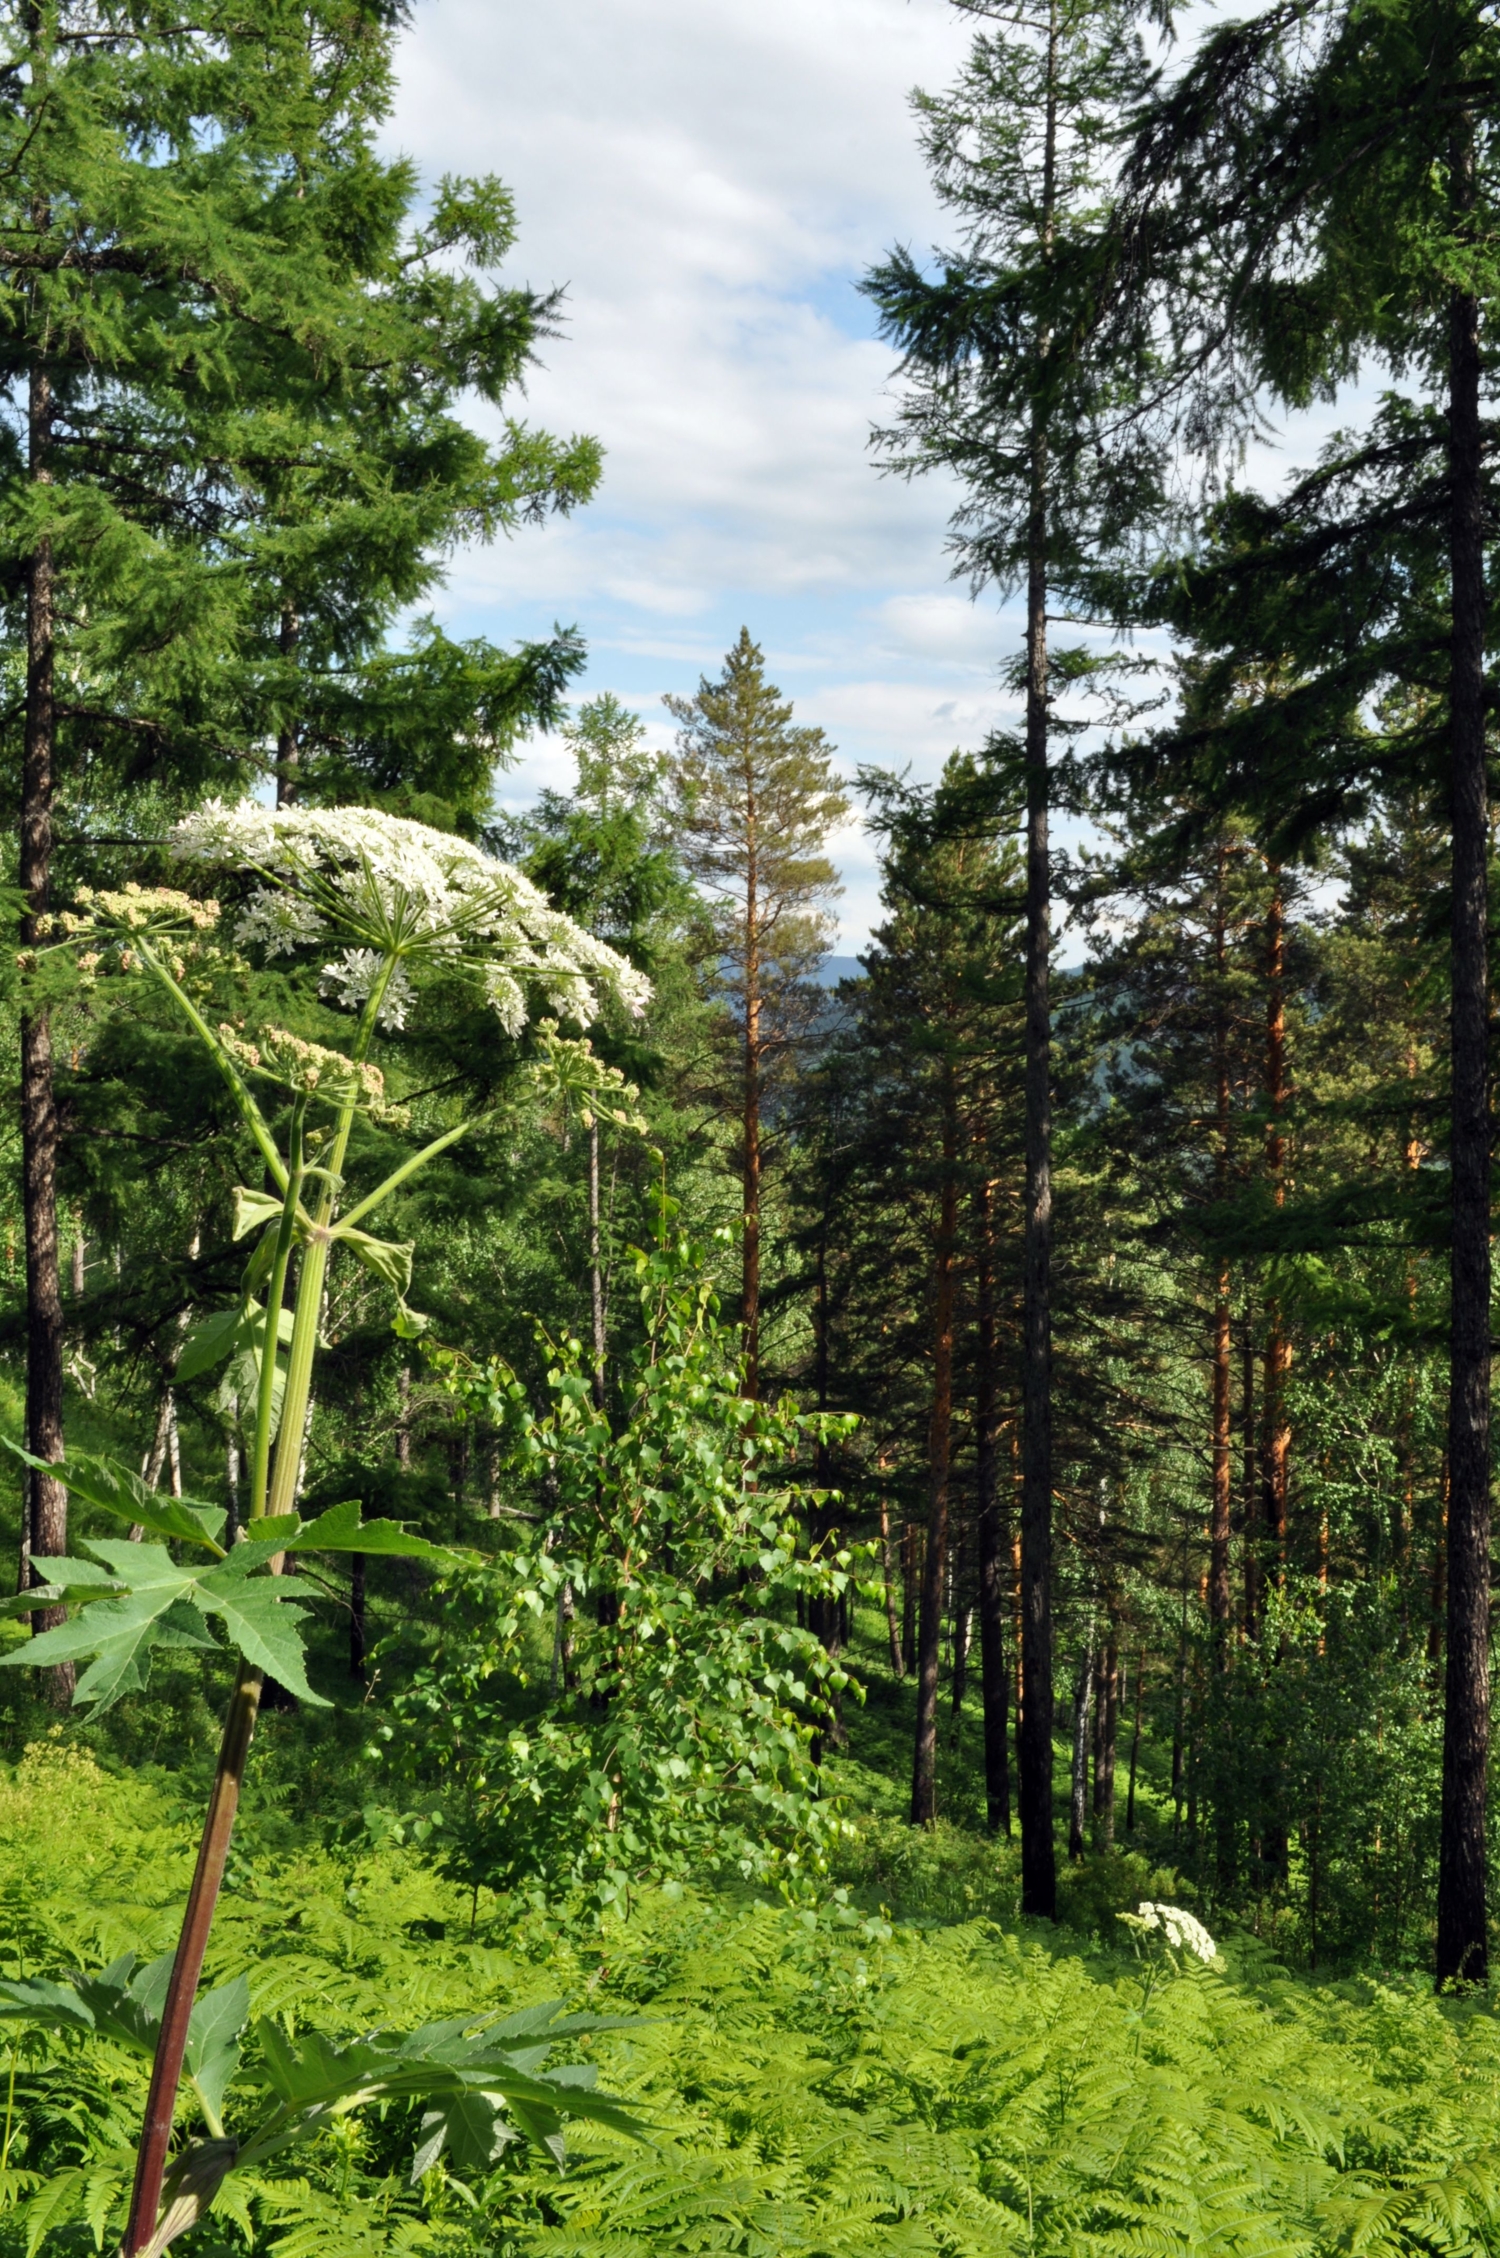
[813,954,865,988]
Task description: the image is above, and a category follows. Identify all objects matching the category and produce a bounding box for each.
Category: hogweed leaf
[288,1498,454,1562]
[176,1307,246,1382]
[2,1441,227,1553]
[0,1975,96,2033]
[232,1186,293,1242]
[334,1226,415,1296]
[185,1974,251,2124]
[0,1536,323,1711]
[193,1557,324,1707]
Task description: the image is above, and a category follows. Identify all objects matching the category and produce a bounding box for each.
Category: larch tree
[225,166,599,824]
[666,630,847,1397]
[863,0,1161,1917]
[0,0,601,1699]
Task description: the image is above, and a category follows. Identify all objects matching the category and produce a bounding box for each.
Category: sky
[383,0,1360,952]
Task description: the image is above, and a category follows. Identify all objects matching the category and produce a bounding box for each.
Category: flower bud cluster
[217,1023,407,1123]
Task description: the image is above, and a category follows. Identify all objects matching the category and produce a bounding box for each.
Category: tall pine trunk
[742,823,762,1398]
[910,1079,958,1824]
[20,353,70,1699]
[275,601,300,805]
[974,1172,1011,1835]
[1018,13,1060,1918]
[880,1497,904,1678]
[1241,1319,1259,1637]
[1094,1631,1118,1849]
[1436,119,1490,1986]
[1261,884,1291,1596]
[1068,1619,1094,1861]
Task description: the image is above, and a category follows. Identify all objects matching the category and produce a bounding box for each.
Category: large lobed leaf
[0,1444,459,1712]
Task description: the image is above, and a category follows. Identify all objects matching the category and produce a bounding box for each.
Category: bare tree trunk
[1068,1619,1094,1862]
[1018,403,1058,1916]
[1209,848,1233,1665]
[1018,8,1060,1921]
[910,1084,958,1826]
[19,348,70,1700]
[880,1498,904,1678]
[1261,883,1291,1594]
[951,1599,972,1715]
[975,1176,1010,1835]
[742,838,762,1399]
[1437,123,1491,1986]
[1094,1630,1118,1849]
[902,1521,918,1676]
[275,601,300,805]
[1241,1318,1259,1638]
[1126,1647,1144,1833]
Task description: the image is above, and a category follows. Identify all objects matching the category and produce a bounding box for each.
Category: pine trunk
[742,840,762,1398]
[20,354,69,1699]
[1018,16,1060,1918]
[880,1497,904,1678]
[1068,1626,1094,1862]
[1261,885,1291,1598]
[1126,1648,1144,1832]
[974,1173,1011,1834]
[1019,413,1057,1916]
[1436,168,1491,1987]
[1094,1632,1118,1849]
[910,1084,958,1825]
[1242,1320,1259,1637]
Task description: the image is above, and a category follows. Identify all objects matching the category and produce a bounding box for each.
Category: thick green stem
[249,1106,305,1524]
[265,967,392,1524]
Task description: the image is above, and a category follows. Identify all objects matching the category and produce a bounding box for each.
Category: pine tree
[666,631,847,1396]
[1113,0,1500,1988]
[862,0,1161,1919]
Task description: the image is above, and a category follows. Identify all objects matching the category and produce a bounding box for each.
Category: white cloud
[387,0,1382,952]
[383,0,1014,943]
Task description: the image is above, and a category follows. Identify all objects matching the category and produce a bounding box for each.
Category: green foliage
[0,1436,450,1715]
[375,1223,858,1907]
[10,1747,1500,2256]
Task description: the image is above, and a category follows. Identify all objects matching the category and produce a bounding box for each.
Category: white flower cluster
[170,801,651,1034]
[1136,1902,1216,1962]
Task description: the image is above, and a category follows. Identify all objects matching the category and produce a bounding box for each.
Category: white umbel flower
[1136,1901,1216,1962]
[170,800,651,1033]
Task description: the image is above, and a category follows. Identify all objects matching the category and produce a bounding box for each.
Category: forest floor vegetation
[3,1618,1500,2255]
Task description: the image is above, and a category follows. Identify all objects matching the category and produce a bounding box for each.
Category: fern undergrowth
[4,1740,1500,2255]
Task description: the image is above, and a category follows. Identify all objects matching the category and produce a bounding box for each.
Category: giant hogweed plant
[0,805,650,2257]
